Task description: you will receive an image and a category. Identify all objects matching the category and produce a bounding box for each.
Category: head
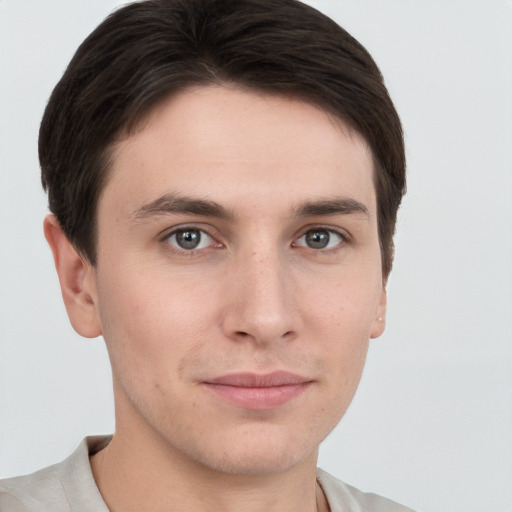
[41,0,405,478]
[40,0,405,279]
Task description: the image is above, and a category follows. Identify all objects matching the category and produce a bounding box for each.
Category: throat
[91,439,328,512]
[316,481,331,512]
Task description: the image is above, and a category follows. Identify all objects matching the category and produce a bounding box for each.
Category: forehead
[102,86,375,219]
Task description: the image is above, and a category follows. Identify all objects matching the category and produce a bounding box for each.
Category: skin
[45,85,386,512]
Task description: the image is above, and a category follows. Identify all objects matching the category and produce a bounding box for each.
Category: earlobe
[43,215,102,338]
[370,285,387,339]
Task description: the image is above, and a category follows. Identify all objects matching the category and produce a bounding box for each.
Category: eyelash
[292,227,348,253]
[160,226,222,256]
[160,225,349,256]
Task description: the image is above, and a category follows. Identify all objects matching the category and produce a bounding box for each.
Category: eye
[165,228,214,251]
[294,228,344,250]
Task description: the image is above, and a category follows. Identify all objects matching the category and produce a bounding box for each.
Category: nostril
[282,330,296,341]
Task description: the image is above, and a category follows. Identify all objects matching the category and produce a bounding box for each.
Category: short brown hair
[40,0,405,276]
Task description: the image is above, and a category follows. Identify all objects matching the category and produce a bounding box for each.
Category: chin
[201,445,316,477]
[178,423,323,478]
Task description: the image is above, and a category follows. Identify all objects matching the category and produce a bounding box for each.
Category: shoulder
[0,436,110,512]
[317,468,417,512]
[0,461,68,511]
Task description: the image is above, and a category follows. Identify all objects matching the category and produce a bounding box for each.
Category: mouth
[201,371,313,410]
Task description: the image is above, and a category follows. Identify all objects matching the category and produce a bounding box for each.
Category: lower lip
[202,382,311,410]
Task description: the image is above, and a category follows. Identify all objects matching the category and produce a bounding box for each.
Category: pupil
[176,229,201,250]
[306,230,329,249]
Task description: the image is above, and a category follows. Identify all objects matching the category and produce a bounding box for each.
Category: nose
[220,247,301,346]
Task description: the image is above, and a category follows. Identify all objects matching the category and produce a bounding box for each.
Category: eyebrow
[133,194,369,222]
[133,194,233,221]
[294,197,370,219]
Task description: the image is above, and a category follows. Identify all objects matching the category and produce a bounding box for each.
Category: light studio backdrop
[1,1,511,511]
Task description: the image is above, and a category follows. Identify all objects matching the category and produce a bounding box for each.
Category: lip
[201,371,313,410]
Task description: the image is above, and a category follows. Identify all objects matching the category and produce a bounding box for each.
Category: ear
[44,215,102,338]
[370,282,387,339]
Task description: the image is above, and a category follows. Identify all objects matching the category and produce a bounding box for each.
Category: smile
[201,371,313,410]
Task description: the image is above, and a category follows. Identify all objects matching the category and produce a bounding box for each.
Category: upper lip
[205,371,312,388]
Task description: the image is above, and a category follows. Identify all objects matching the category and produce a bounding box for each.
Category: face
[86,86,386,476]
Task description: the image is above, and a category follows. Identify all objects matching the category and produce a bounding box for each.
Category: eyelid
[159,222,218,240]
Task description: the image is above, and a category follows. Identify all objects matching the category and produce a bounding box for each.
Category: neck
[90,381,331,512]
[90,424,327,512]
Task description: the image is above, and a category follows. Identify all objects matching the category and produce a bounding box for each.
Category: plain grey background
[1,1,511,511]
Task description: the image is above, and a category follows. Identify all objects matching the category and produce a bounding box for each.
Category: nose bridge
[222,241,298,344]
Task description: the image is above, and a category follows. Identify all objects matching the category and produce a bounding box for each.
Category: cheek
[300,270,377,393]
[95,267,216,373]
[303,271,381,336]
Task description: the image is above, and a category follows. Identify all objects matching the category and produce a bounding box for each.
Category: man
[0,0,412,510]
